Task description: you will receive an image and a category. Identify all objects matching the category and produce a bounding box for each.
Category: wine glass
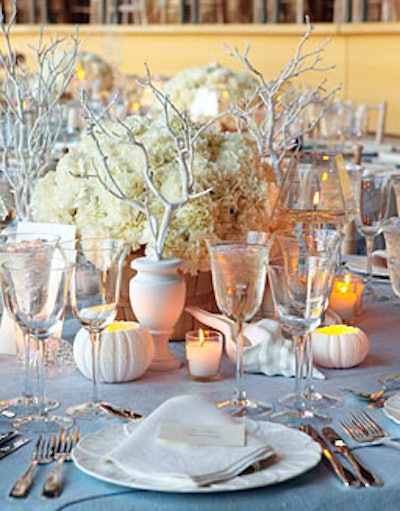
[209,240,271,417]
[354,172,389,301]
[1,256,73,433]
[64,238,129,420]
[379,217,400,389]
[268,231,338,426]
[0,232,61,419]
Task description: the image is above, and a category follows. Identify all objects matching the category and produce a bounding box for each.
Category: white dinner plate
[383,393,400,425]
[72,420,321,493]
[345,256,389,279]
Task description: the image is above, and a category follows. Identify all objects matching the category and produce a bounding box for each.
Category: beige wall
[3,22,400,135]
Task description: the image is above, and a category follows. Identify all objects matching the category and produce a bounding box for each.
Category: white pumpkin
[73,321,154,383]
[311,325,369,369]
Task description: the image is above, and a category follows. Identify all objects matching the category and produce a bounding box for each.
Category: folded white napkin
[103,395,274,489]
[186,306,325,379]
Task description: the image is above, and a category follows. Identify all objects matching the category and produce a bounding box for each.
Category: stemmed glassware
[379,217,400,389]
[65,238,129,420]
[353,173,389,301]
[1,256,73,433]
[209,240,270,417]
[0,232,61,420]
[268,230,338,426]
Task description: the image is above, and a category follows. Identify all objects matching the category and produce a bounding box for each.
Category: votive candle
[185,329,222,381]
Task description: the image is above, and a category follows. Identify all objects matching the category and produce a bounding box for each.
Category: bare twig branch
[0,0,79,220]
[226,17,340,185]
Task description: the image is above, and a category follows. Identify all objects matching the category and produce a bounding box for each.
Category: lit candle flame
[77,63,85,82]
[313,191,320,209]
[198,328,211,347]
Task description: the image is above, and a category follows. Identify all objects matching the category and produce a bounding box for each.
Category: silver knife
[0,438,31,460]
[304,426,360,487]
[99,402,142,420]
[322,427,383,487]
[0,431,18,447]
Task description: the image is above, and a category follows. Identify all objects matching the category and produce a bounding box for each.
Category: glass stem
[365,234,375,291]
[90,330,102,406]
[35,332,48,420]
[293,334,307,412]
[233,320,246,405]
[22,330,33,401]
[303,333,315,401]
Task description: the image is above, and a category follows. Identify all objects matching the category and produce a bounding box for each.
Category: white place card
[157,422,246,447]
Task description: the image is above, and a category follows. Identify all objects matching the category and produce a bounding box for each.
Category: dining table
[0,276,399,511]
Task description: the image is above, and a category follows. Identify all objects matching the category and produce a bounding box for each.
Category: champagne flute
[209,241,271,417]
[65,238,129,420]
[268,231,337,426]
[354,173,389,301]
[1,257,73,433]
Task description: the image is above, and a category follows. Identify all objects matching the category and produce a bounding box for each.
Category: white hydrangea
[163,62,258,112]
[32,114,274,275]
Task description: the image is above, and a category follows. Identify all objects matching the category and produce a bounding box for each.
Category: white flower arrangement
[163,62,258,112]
[32,114,275,275]
[77,52,114,92]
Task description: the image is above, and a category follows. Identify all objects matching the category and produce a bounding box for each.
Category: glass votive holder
[185,329,222,382]
[329,271,363,323]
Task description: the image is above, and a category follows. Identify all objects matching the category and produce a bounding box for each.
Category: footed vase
[129,257,186,371]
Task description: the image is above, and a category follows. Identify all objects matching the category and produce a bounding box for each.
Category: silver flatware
[302,425,360,487]
[338,386,387,401]
[9,434,56,498]
[99,402,142,420]
[322,427,383,487]
[42,427,81,498]
[341,411,400,449]
[0,437,31,460]
[0,430,18,447]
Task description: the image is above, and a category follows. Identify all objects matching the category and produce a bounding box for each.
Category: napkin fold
[103,395,274,489]
[185,306,324,379]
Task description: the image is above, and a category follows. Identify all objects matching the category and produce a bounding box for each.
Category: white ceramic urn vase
[129,257,186,371]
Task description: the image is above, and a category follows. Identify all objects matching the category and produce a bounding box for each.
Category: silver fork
[42,427,81,498]
[10,434,56,498]
[341,411,400,449]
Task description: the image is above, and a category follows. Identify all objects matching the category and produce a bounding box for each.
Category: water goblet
[209,240,271,417]
[64,238,129,420]
[268,232,337,426]
[1,257,73,433]
[0,232,61,418]
[354,173,389,301]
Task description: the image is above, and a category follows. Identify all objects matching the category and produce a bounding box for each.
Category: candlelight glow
[106,321,140,333]
[316,324,359,335]
[77,63,85,81]
[313,191,320,208]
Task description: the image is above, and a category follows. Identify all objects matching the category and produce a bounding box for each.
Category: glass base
[217,398,273,418]
[14,414,74,433]
[304,390,343,409]
[269,407,331,427]
[0,396,60,420]
[363,285,390,303]
[66,401,114,421]
[377,373,400,390]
